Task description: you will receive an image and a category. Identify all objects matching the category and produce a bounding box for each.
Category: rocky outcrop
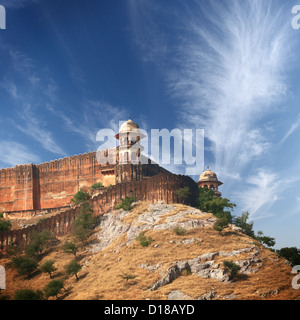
[91,201,216,253]
[89,201,265,298]
[149,246,261,291]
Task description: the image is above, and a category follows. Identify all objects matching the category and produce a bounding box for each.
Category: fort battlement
[0,151,117,213]
[0,172,198,250]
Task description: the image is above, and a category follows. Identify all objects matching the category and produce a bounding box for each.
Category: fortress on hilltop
[0,118,167,214]
[0,118,223,250]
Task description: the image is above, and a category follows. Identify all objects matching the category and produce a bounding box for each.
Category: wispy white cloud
[0,78,20,99]
[234,166,300,220]
[47,99,129,151]
[233,169,280,220]
[15,104,66,156]
[0,47,66,157]
[131,1,294,174]
[129,0,298,220]
[165,1,293,176]
[9,49,34,73]
[279,114,300,144]
[0,141,40,167]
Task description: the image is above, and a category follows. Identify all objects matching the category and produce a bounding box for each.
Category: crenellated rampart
[0,172,198,251]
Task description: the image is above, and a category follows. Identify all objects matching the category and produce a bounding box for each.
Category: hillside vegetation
[1,201,299,300]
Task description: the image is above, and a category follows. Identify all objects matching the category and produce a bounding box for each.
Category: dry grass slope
[1,201,299,300]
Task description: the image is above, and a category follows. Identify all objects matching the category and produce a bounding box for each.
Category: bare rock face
[89,201,265,296]
[168,290,193,300]
[90,202,216,253]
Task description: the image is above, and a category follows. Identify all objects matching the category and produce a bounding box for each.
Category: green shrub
[11,256,38,277]
[181,267,192,276]
[119,272,136,283]
[173,226,186,236]
[37,217,46,224]
[136,232,153,247]
[115,195,135,211]
[14,289,43,300]
[73,202,96,243]
[90,182,104,190]
[196,187,236,220]
[76,202,95,227]
[213,218,229,235]
[25,230,51,257]
[73,224,90,243]
[276,247,300,266]
[176,187,191,200]
[0,219,11,232]
[62,241,78,258]
[232,212,254,237]
[65,261,82,281]
[39,260,57,278]
[223,260,241,280]
[44,279,65,299]
[255,231,276,248]
[71,190,90,205]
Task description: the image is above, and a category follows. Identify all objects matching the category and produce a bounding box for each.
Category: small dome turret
[198,166,223,196]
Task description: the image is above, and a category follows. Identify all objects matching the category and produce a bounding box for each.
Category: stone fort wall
[0,152,116,213]
[0,151,167,215]
[0,172,198,251]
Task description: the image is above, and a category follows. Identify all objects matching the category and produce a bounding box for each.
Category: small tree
[255,231,276,248]
[25,230,51,257]
[276,247,300,266]
[71,190,90,205]
[73,224,90,243]
[119,272,136,283]
[223,260,241,280]
[197,188,236,221]
[115,195,135,211]
[11,256,38,278]
[66,261,82,281]
[173,226,186,236]
[0,219,12,232]
[44,279,65,300]
[14,289,43,300]
[73,202,95,243]
[136,232,153,247]
[176,187,191,204]
[62,241,78,258]
[75,202,95,229]
[213,217,229,235]
[39,260,57,278]
[233,212,255,237]
[90,182,104,190]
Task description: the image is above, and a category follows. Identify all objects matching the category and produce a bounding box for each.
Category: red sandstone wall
[0,168,15,212]
[0,173,198,251]
[0,165,35,212]
[0,152,116,213]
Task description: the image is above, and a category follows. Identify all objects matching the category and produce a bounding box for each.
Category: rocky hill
[2,201,300,300]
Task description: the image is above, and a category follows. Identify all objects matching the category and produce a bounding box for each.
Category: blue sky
[1,0,300,249]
